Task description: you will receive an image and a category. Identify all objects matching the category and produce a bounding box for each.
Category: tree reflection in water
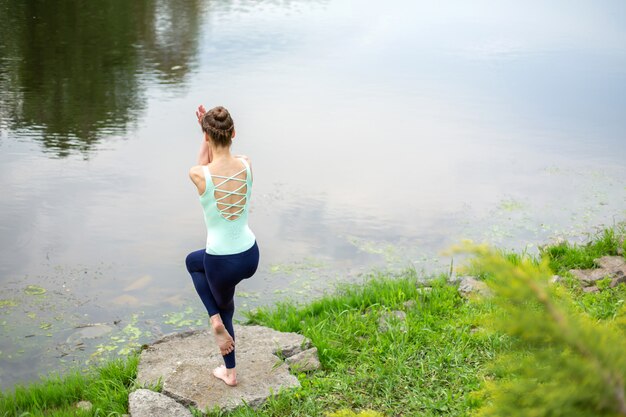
[0,0,202,157]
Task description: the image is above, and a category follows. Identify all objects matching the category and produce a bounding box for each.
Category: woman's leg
[204,243,259,384]
[185,249,219,316]
[203,259,239,369]
[186,250,234,356]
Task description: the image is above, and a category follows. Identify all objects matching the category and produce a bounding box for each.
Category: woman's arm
[197,140,212,165]
[189,165,206,195]
[195,104,212,165]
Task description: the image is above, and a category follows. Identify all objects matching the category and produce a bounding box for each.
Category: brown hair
[201,106,234,147]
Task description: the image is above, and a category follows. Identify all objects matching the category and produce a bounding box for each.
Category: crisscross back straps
[209,160,248,221]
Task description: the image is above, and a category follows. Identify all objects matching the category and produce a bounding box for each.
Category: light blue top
[199,158,255,255]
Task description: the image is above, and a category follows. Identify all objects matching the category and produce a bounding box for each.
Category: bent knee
[185,250,204,272]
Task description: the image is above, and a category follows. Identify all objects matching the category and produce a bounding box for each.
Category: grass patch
[539,225,625,273]
[230,273,505,417]
[0,355,139,417]
[538,223,626,320]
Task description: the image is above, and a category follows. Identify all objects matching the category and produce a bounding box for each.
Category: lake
[0,0,625,390]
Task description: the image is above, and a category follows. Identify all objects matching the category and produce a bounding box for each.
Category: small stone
[285,347,321,372]
[416,287,432,295]
[393,310,406,320]
[569,269,610,285]
[458,276,491,298]
[610,274,626,288]
[111,294,140,306]
[550,275,563,284]
[66,324,114,345]
[402,300,417,310]
[75,401,92,411]
[583,286,600,293]
[277,338,312,359]
[594,256,626,270]
[447,275,463,285]
[416,279,433,287]
[378,310,407,332]
[129,389,192,417]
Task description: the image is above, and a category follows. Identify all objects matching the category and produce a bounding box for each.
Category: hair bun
[202,106,235,146]
[214,106,228,122]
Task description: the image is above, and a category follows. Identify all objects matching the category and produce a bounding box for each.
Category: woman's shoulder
[235,155,252,168]
[189,165,206,183]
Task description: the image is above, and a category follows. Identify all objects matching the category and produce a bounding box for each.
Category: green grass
[1,224,625,417]
[537,223,626,321]
[539,225,625,273]
[225,274,506,417]
[0,355,138,417]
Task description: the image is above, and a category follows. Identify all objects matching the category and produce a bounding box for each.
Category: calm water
[1,0,625,390]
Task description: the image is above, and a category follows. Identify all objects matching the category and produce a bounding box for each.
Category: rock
[402,300,417,310]
[111,294,140,306]
[285,347,321,372]
[570,256,626,286]
[550,275,563,284]
[457,276,491,298]
[75,400,92,411]
[66,324,114,345]
[378,310,407,332]
[583,286,600,293]
[129,389,192,417]
[610,273,626,288]
[594,256,626,270]
[569,268,610,286]
[415,277,433,285]
[124,275,153,292]
[137,325,313,413]
[277,336,312,358]
[416,287,432,295]
[447,275,463,285]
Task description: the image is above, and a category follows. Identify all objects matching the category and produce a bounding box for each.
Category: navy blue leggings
[185,242,259,368]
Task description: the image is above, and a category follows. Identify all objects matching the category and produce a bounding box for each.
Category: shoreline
[1,223,625,416]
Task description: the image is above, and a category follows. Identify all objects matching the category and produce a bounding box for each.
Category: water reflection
[0,0,202,157]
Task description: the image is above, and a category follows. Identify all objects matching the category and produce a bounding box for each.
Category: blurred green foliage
[456,242,626,417]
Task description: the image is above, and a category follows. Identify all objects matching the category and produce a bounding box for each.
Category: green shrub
[456,242,626,417]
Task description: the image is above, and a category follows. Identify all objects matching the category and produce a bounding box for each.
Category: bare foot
[212,321,235,356]
[213,365,237,386]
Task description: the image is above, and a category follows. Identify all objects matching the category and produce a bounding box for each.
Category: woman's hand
[195,104,212,164]
[195,104,206,127]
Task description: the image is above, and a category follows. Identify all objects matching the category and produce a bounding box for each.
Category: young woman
[185,105,259,386]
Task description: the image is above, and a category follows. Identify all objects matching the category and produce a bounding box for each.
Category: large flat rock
[570,256,626,286]
[137,325,312,413]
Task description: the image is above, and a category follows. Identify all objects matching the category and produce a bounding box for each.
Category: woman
[185,105,259,387]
